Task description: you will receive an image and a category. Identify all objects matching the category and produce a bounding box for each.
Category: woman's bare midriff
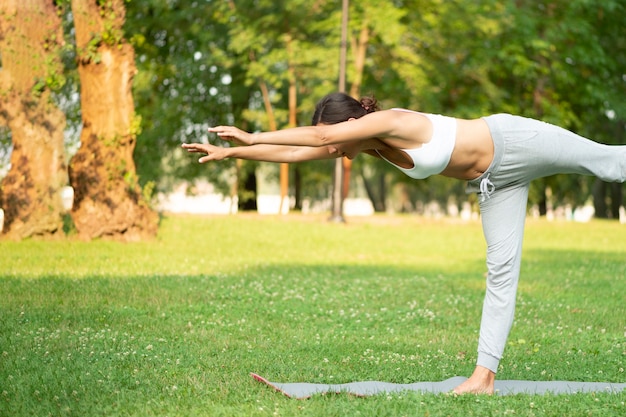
[440,118,494,180]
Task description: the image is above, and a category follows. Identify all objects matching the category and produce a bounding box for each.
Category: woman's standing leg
[476,183,530,373]
[454,182,530,394]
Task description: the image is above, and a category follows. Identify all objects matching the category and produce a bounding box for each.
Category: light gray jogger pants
[466,114,626,373]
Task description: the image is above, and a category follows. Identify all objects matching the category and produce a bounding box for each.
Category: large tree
[0,0,68,239]
[69,0,157,240]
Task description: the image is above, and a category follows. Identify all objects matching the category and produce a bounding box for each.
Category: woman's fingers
[208,126,250,145]
[181,143,205,153]
[207,126,231,138]
[181,142,227,162]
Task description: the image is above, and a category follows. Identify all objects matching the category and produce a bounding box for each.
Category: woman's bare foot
[453,365,495,395]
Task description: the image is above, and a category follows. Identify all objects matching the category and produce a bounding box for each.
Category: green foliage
[12,0,622,212]
[129,113,142,138]
[0,215,625,416]
[31,70,66,98]
[141,179,155,204]
[100,23,125,47]
[0,127,11,177]
[125,1,235,190]
[80,34,103,64]
[61,212,76,235]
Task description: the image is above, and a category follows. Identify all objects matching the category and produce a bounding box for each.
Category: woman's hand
[208,126,254,146]
[181,142,229,163]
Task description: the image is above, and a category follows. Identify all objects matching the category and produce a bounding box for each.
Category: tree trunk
[378,173,387,212]
[360,167,386,213]
[0,0,67,239]
[342,24,371,201]
[293,167,302,211]
[610,183,622,219]
[69,0,157,240]
[238,172,258,211]
[592,179,622,220]
[592,179,609,219]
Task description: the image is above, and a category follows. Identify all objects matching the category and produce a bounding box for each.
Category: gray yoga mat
[251,373,626,398]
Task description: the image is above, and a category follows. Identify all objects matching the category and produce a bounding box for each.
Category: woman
[182,92,626,394]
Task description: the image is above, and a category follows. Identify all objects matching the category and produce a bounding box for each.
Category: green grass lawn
[1,214,624,416]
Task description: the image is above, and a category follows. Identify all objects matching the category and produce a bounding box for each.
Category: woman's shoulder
[389,107,421,114]
[356,111,432,149]
[365,108,427,119]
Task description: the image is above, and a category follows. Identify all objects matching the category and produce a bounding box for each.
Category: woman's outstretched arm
[208,110,418,148]
[181,142,336,164]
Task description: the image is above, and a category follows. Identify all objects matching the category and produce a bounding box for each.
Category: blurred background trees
[0,0,624,239]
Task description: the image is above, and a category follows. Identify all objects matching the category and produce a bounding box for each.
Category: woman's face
[327,142,360,159]
[319,118,361,159]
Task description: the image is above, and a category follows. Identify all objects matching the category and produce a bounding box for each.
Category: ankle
[471,365,496,383]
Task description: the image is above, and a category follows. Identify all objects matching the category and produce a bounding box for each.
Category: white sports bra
[375,108,457,179]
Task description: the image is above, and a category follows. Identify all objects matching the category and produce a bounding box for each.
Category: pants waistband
[466,114,508,195]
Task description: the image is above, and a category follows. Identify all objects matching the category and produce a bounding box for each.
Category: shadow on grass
[1,246,623,314]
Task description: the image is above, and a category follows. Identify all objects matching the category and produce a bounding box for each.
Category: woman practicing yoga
[182,92,626,394]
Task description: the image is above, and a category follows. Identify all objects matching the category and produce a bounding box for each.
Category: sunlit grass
[1,214,624,416]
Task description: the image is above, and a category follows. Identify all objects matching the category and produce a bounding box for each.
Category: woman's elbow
[316,126,334,147]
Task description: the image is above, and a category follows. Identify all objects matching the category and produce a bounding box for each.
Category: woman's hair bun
[360,96,379,113]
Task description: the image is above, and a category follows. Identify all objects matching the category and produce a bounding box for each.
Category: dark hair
[311,92,379,125]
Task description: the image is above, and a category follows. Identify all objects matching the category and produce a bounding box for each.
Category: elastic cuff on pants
[477,352,500,374]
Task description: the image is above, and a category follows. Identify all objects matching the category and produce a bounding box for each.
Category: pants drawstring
[479,174,495,202]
